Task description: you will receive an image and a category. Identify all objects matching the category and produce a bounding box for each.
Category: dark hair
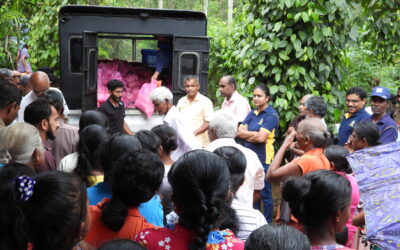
[79,110,109,130]
[225,75,236,88]
[346,87,367,100]
[0,163,36,250]
[245,224,310,250]
[305,96,327,117]
[101,150,164,232]
[0,83,22,109]
[74,124,111,186]
[353,121,381,147]
[40,90,63,114]
[324,145,352,174]
[24,99,52,127]
[99,239,145,250]
[19,75,31,87]
[100,134,142,182]
[254,84,270,97]
[26,171,88,250]
[282,170,351,228]
[151,125,178,155]
[0,68,12,80]
[183,75,199,84]
[213,146,246,195]
[0,171,87,250]
[168,150,234,250]
[134,130,161,154]
[107,79,124,91]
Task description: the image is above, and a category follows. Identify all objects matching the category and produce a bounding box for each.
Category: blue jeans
[254,164,273,223]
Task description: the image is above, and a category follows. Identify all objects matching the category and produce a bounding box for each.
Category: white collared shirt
[176,93,214,147]
[164,106,201,161]
[17,87,70,122]
[205,138,265,208]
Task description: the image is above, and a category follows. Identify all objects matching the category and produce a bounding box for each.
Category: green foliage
[342,45,400,94]
[355,0,400,63]
[210,0,357,130]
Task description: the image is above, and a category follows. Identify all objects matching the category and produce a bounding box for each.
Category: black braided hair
[168,150,234,250]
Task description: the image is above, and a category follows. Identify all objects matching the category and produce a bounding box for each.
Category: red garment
[135,224,244,250]
[84,198,155,248]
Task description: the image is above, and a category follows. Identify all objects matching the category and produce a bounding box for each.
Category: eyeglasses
[346,99,361,104]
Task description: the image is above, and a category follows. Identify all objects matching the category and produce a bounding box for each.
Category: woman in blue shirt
[237,84,279,223]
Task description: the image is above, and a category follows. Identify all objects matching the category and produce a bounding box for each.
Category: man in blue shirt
[338,87,370,145]
[361,86,398,144]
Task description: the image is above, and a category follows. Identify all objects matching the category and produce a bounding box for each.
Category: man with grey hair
[177,75,214,147]
[305,95,327,128]
[17,74,32,96]
[0,68,12,84]
[206,109,265,208]
[267,118,331,183]
[150,86,200,161]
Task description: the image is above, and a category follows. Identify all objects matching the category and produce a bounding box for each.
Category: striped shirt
[231,198,267,240]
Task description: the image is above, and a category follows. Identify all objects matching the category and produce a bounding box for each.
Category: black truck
[58,5,209,130]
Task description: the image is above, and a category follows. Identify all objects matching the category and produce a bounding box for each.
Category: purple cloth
[17,48,32,73]
[346,142,400,249]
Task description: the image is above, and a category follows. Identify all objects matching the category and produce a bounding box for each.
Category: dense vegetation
[1,0,399,132]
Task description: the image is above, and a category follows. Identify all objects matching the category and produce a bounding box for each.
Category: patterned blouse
[135,224,244,250]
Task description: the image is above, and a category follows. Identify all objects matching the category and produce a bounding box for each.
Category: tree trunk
[158,0,163,9]
[203,0,208,16]
[228,0,233,28]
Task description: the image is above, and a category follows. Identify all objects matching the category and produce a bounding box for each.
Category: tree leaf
[258,64,266,73]
[293,39,302,51]
[313,31,323,44]
[270,85,279,94]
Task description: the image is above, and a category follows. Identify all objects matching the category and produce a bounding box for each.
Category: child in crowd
[0,170,89,250]
[214,146,267,240]
[135,149,244,249]
[283,170,354,250]
[82,150,164,248]
[151,124,178,217]
[245,224,310,250]
[325,145,360,248]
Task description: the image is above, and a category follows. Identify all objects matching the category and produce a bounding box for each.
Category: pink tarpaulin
[97,59,153,108]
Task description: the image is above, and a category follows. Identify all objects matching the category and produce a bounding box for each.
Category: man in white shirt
[150,86,201,161]
[177,76,214,147]
[220,75,251,123]
[205,109,265,208]
[17,71,69,122]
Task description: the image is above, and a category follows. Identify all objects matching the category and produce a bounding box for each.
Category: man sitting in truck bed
[98,80,133,135]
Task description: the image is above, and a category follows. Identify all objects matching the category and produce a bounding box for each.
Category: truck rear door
[172,36,209,102]
[82,31,98,111]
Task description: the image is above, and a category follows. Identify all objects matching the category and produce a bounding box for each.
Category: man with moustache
[361,86,398,144]
[338,87,370,146]
[177,75,213,147]
[24,99,59,172]
[98,79,133,135]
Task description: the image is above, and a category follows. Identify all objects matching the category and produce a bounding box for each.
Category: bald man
[267,118,331,183]
[17,71,69,122]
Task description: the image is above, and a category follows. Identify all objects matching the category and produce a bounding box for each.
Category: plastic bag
[134,79,157,118]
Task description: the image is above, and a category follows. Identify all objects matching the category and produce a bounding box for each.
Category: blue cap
[370,87,390,100]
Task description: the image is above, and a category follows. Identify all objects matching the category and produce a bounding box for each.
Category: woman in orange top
[267,118,331,183]
[81,150,164,249]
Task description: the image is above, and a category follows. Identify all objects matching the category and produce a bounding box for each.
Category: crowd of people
[0,66,399,250]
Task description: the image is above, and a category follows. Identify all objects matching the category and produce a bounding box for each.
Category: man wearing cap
[361,86,398,144]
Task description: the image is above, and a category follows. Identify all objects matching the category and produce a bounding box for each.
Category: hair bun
[0,149,12,164]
